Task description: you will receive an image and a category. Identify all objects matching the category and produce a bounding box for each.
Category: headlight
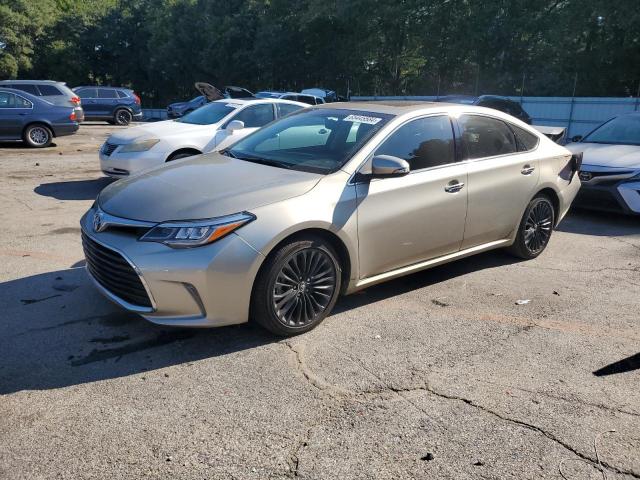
[140,212,255,248]
[119,139,160,153]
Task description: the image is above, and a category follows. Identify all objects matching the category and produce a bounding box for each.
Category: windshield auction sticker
[344,114,382,125]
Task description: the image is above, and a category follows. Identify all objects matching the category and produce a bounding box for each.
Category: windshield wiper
[224,151,294,169]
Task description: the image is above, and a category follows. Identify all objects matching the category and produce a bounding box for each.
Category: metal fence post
[567,73,578,137]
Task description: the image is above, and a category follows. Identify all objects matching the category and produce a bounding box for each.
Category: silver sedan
[566,112,640,215]
[81,102,581,336]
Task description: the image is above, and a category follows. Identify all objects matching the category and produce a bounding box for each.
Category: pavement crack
[333,348,640,479]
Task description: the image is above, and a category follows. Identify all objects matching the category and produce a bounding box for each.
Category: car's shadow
[0,250,521,395]
[34,178,115,200]
[558,208,640,236]
[0,142,59,149]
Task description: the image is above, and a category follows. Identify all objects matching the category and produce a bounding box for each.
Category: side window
[97,88,118,99]
[0,92,15,108]
[277,103,304,117]
[459,115,517,159]
[116,90,129,98]
[77,88,97,99]
[297,96,317,106]
[12,84,39,95]
[231,104,275,128]
[38,85,64,96]
[375,116,456,171]
[15,95,32,108]
[511,124,539,152]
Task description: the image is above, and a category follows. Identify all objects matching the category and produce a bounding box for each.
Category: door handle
[445,181,465,193]
[521,165,535,175]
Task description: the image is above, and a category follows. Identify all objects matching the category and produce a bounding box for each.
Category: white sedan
[99,98,307,177]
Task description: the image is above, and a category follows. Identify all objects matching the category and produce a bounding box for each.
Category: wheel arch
[165,148,203,162]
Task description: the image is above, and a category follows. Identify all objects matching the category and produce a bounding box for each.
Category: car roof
[312,101,537,126]
[314,101,447,115]
[211,98,307,107]
[0,79,64,85]
[74,85,132,90]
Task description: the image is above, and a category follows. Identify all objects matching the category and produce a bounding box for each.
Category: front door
[0,92,31,140]
[355,115,468,278]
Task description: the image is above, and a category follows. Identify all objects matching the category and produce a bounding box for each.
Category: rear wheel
[23,124,52,148]
[251,236,342,336]
[114,108,132,126]
[507,194,555,259]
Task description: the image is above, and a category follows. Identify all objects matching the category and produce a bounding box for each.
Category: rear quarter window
[38,85,64,96]
[511,124,540,151]
[116,90,129,98]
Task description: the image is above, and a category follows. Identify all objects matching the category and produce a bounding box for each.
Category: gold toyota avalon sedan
[81,102,582,336]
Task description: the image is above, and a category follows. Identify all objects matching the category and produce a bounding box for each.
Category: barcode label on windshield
[344,114,382,125]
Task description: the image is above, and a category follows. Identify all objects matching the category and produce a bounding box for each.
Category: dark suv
[438,95,532,124]
[73,86,142,125]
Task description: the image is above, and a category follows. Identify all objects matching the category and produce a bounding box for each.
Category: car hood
[98,152,323,223]
[106,119,215,143]
[565,142,640,169]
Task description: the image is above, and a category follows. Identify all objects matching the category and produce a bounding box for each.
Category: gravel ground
[0,124,639,479]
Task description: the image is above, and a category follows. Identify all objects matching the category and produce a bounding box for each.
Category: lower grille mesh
[82,231,152,308]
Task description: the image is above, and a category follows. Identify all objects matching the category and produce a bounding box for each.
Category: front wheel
[23,124,52,148]
[507,194,555,259]
[251,236,342,336]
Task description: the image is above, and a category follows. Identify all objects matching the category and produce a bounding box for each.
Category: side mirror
[571,135,583,143]
[226,120,245,133]
[371,155,410,178]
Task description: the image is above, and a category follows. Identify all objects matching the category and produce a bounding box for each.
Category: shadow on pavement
[558,209,640,236]
[593,352,640,376]
[34,177,114,200]
[0,249,521,394]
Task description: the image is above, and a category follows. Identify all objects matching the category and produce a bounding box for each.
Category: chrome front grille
[82,231,152,308]
[102,142,118,156]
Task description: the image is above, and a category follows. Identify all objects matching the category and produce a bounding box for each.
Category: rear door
[96,88,119,117]
[355,115,468,278]
[457,114,540,249]
[0,92,32,140]
[76,88,98,116]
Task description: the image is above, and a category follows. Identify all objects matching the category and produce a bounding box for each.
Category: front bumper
[99,145,168,177]
[575,169,640,215]
[80,209,264,327]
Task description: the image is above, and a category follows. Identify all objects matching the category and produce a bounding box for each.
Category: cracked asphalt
[0,125,639,479]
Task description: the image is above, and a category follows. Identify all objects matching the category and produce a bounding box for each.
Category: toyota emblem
[578,171,593,182]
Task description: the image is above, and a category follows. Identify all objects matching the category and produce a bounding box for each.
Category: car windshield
[583,115,640,146]
[176,102,236,125]
[227,108,393,174]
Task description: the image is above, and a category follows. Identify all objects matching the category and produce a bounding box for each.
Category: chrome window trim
[81,223,158,312]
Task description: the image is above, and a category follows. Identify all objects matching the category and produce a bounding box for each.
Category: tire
[507,194,555,259]
[251,236,342,336]
[167,152,196,162]
[23,124,53,148]
[113,108,133,126]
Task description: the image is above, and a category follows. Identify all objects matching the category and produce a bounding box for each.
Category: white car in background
[99,98,307,177]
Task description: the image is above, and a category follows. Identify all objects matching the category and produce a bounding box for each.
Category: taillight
[70,111,77,121]
[71,96,81,105]
[133,93,141,105]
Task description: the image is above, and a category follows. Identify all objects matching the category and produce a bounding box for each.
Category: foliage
[0,0,638,105]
